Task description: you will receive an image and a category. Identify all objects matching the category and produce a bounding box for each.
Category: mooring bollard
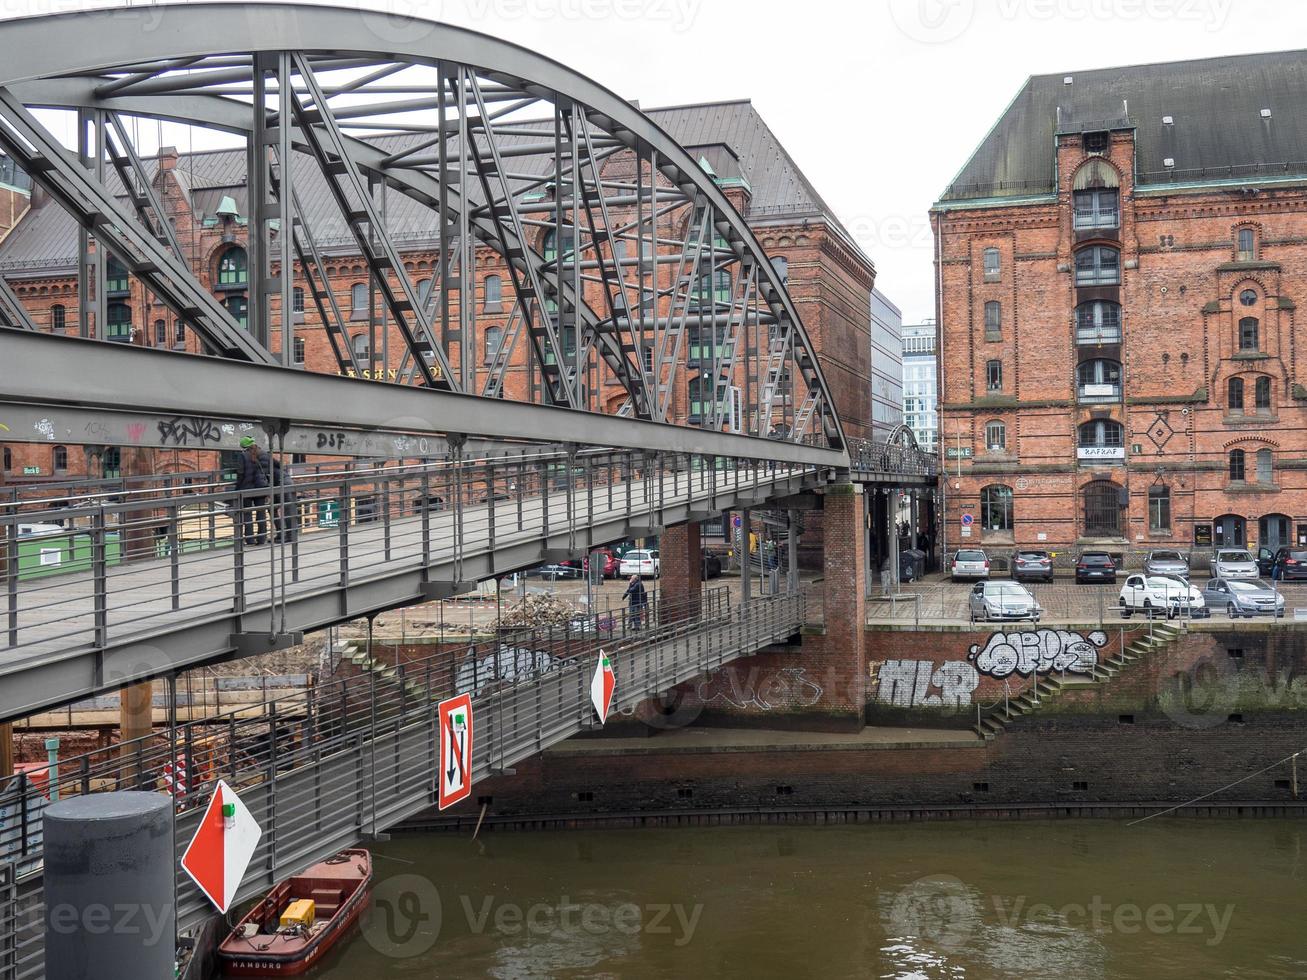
[43,792,175,980]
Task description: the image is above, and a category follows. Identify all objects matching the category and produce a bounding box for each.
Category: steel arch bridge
[0,2,846,456]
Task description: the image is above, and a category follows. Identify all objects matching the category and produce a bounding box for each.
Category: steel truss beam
[2,331,846,467]
[0,4,845,449]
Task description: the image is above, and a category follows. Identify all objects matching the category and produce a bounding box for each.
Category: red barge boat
[218,849,372,977]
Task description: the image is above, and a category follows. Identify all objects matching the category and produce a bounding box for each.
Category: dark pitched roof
[0,99,862,274]
[939,49,1307,204]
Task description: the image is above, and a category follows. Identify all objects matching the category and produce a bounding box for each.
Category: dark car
[412,493,445,514]
[702,552,723,579]
[1075,551,1117,584]
[1270,548,1307,582]
[1012,550,1054,583]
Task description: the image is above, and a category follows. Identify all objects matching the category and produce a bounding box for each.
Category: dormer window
[1084,131,1109,154]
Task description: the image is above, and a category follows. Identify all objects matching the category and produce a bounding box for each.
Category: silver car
[1202,578,1285,619]
[951,549,990,582]
[1209,549,1259,581]
[969,581,1042,623]
[1143,550,1190,580]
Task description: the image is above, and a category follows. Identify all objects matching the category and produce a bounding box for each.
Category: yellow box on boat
[280,899,316,929]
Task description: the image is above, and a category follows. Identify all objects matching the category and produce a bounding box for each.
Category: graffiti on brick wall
[455,645,557,696]
[968,629,1107,679]
[875,660,979,709]
[697,666,823,711]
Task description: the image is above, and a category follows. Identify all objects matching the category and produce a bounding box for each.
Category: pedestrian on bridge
[623,573,648,631]
[235,436,271,545]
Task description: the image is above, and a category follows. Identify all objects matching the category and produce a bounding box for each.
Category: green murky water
[306,820,1307,979]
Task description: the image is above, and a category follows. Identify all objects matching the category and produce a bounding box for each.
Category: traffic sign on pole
[438,694,473,810]
[180,779,261,913]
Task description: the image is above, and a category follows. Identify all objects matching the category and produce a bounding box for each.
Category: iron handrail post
[92,501,108,646]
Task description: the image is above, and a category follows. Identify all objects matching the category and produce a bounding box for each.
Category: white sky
[8,0,1306,323]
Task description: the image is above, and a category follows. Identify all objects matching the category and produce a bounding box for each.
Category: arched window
[105,302,131,341]
[1075,246,1120,286]
[1148,485,1171,532]
[983,247,1001,281]
[106,257,129,294]
[416,278,433,308]
[985,420,1006,451]
[980,485,1013,533]
[1075,301,1121,344]
[352,332,370,362]
[1257,448,1273,484]
[50,304,66,333]
[1077,359,1122,403]
[1229,449,1246,482]
[983,301,1001,340]
[216,247,248,287]
[1228,376,1245,412]
[483,325,503,365]
[771,255,788,285]
[1083,481,1123,537]
[1239,317,1259,351]
[350,282,368,320]
[222,294,247,329]
[1255,376,1272,411]
[1079,419,1124,448]
[1237,227,1257,262]
[53,445,68,472]
[101,446,121,479]
[153,319,167,345]
[483,274,502,311]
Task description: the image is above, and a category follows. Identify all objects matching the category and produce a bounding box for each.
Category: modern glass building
[901,320,938,453]
[870,288,904,442]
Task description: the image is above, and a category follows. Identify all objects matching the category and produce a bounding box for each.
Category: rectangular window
[1075,247,1120,287]
[984,301,1001,341]
[1148,487,1171,532]
[986,359,1002,393]
[1073,189,1120,231]
[1238,228,1256,262]
[983,248,1000,282]
[985,421,1006,451]
[293,336,305,364]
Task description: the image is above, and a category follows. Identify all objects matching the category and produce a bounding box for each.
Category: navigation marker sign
[180,779,262,914]
[438,694,474,810]
[591,650,616,724]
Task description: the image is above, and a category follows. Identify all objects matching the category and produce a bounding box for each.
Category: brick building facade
[933,52,1307,567]
[0,100,876,488]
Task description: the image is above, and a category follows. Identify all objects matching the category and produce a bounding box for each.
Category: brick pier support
[818,482,868,728]
[658,522,702,621]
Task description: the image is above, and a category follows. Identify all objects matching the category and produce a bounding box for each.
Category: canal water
[311,819,1307,978]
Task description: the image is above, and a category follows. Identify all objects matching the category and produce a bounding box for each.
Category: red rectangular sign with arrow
[437,693,473,810]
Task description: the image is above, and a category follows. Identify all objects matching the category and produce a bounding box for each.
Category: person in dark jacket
[269,454,300,543]
[234,436,271,545]
[623,573,649,630]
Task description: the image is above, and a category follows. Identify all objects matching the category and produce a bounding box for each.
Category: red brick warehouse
[932,51,1307,569]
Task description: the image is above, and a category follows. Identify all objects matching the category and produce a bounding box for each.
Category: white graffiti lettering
[968,629,1107,679]
[697,667,822,711]
[876,660,980,708]
[455,645,556,696]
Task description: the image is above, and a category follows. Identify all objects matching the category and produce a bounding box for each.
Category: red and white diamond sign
[591,650,615,724]
[180,780,262,913]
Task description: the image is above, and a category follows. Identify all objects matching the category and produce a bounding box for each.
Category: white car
[1119,575,1208,619]
[1208,549,1259,581]
[619,549,660,578]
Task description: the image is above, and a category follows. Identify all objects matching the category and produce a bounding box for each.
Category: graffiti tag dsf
[968,629,1107,680]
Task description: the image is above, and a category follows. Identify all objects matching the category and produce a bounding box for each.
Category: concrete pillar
[44,792,175,980]
[658,522,702,621]
[822,483,867,730]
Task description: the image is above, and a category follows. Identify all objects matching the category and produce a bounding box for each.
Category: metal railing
[1,447,814,664]
[847,437,937,479]
[0,584,802,980]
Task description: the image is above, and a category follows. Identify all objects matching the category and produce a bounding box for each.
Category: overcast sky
[12,0,1306,324]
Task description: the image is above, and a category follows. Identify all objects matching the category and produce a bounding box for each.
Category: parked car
[1142,550,1190,580]
[530,563,583,580]
[1208,549,1259,581]
[968,581,1042,623]
[619,549,660,578]
[1075,551,1117,584]
[1256,547,1277,577]
[1119,574,1207,619]
[1268,548,1307,582]
[583,549,622,579]
[701,552,723,579]
[1202,578,1285,619]
[950,549,990,583]
[411,493,445,514]
[1011,550,1054,583]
